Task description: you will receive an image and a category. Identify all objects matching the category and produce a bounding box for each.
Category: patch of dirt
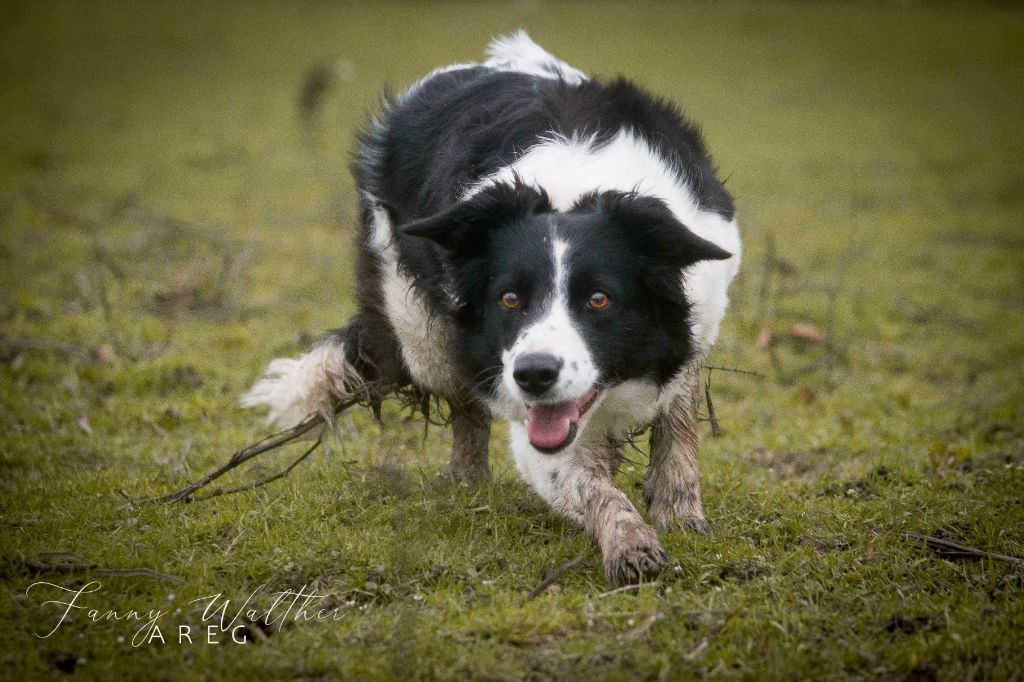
[800,534,851,553]
[880,614,942,635]
[47,651,79,674]
[362,460,410,499]
[905,661,940,682]
[821,465,892,498]
[683,610,731,634]
[750,446,830,478]
[158,365,204,394]
[507,631,566,647]
[718,560,771,582]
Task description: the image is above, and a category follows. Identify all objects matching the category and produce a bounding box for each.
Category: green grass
[2,1,1023,679]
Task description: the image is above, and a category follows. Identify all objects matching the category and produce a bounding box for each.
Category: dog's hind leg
[240,315,383,429]
[448,398,491,483]
[645,363,710,534]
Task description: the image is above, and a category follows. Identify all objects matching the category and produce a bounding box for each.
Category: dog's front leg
[645,365,709,534]
[448,398,491,483]
[512,432,668,585]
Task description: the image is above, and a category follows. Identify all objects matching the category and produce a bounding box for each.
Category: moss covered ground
[1,2,1022,679]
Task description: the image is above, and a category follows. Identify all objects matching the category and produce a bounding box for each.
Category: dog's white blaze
[552,239,570,297]
[502,237,598,408]
[370,205,459,396]
[465,129,741,354]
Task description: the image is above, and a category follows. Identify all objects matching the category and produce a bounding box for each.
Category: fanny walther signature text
[27,581,349,646]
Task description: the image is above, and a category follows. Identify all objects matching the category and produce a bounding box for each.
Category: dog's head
[401,181,731,453]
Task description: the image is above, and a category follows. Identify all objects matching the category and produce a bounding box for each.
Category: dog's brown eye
[500,291,520,310]
[588,291,610,310]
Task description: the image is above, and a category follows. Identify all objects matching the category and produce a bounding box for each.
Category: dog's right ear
[401,181,550,257]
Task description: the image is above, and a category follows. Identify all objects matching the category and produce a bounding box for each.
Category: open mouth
[525,386,603,454]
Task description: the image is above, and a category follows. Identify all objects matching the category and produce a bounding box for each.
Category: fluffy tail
[240,334,362,429]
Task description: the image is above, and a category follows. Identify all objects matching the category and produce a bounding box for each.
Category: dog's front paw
[603,526,669,586]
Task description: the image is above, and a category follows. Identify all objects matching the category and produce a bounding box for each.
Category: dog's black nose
[513,353,562,396]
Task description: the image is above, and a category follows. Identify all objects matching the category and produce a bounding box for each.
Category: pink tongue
[526,401,581,450]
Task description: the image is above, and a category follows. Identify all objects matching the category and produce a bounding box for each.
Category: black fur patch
[349,63,734,401]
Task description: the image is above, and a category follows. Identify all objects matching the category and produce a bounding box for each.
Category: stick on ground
[145,395,363,504]
[900,531,1024,568]
[525,551,590,602]
[704,375,722,438]
[27,552,184,583]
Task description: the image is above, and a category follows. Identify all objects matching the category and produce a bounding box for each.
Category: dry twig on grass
[145,396,365,504]
[27,552,184,583]
[704,375,722,438]
[525,552,590,602]
[704,365,765,378]
[701,364,764,438]
[900,531,1024,568]
[0,336,99,362]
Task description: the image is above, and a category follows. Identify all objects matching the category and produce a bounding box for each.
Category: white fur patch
[510,421,573,502]
[509,377,659,500]
[484,30,586,84]
[401,30,587,103]
[368,203,459,396]
[464,129,741,353]
[586,379,661,442]
[240,340,353,428]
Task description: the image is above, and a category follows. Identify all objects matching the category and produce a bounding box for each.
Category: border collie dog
[243,32,741,585]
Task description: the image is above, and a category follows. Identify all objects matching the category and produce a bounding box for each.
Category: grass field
[2,1,1023,679]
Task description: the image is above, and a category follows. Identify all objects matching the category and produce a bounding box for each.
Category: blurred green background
[1,2,1022,679]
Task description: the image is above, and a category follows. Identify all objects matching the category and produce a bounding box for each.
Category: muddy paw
[677,515,710,534]
[604,530,670,586]
[649,506,710,535]
[648,490,709,534]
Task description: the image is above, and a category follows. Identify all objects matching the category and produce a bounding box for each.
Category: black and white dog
[243,32,741,585]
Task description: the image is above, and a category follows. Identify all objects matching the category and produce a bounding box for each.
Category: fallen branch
[704,376,722,438]
[146,396,361,504]
[900,531,1024,568]
[190,435,323,502]
[27,552,184,583]
[0,336,98,362]
[704,365,766,378]
[700,364,763,438]
[525,551,590,602]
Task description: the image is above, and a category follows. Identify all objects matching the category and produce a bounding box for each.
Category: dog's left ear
[400,201,489,255]
[401,181,550,257]
[595,192,732,267]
